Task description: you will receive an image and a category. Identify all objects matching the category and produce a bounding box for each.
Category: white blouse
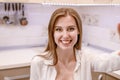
[30,49,120,80]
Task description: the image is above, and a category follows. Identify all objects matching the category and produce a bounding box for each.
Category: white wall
[79,5,120,51]
[0,4,120,51]
[0,4,79,49]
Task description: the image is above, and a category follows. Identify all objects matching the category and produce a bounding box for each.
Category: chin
[59,46,73,50]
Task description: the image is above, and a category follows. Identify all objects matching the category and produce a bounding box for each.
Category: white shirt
[30,49,120,80]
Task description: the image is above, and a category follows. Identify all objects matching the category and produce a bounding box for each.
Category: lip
[60,40,72,44]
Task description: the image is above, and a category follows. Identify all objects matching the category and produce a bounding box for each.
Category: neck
[56,47,76,64]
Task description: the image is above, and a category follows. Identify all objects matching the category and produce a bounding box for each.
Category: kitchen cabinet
[92,72,120,80]
[0,0,44,3]
[0,0,29,3]
[0,0,120,4]
[0,47,44,80]
[44,0,79,4]
[106,72,120,80]
[28,0,44,3]
[0,66,30,80]
[92,72,106,80]
[106,75,118,80]
[0,0,93,4]
[0,0,81,4]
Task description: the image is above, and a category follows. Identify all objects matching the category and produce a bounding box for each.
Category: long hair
[44,8,82,65]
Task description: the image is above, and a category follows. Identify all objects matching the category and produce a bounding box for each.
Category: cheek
[71,32,78,43]
[71,31,78,38]
[54,32,60,43]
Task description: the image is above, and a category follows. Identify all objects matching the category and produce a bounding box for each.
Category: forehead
[55,15,77,26]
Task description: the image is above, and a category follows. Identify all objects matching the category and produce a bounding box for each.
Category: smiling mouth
[60,40,72,45]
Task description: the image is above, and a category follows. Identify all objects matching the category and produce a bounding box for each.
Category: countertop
[0,45,103,70]
[0,47,45,70]
[0,46,120,78]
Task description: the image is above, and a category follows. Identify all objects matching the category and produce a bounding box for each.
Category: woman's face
[54,15,79,50]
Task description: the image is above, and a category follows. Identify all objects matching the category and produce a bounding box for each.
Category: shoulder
[80,47,103,56]
[31,55,45,67]
[31,51,53,66]
[79,48,100,62]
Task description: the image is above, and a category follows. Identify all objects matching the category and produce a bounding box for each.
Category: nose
[62,30,69,38]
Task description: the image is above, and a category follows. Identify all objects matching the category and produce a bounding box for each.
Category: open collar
[43,49,82,66]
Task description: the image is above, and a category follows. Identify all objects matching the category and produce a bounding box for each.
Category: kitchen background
[0,3,120,52]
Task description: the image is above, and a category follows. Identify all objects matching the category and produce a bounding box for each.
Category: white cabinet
[28,0,44,3]
[0,0,93,4]
[0,0,120,4]
[0,0,44,3]
[0,0,30,3]
[44,0,79,4]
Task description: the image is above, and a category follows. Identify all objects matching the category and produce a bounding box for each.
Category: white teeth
[62,40,70,44]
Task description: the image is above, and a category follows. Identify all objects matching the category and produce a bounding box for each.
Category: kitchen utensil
[9,3,14,24]
[19,3,21,11]
[14,3,19,25]
[3,3,9,24]
[18,3,22,22]
[20,4,28,26]
[0,3,3,24]
[8,3,13,24]
[15,3,18,11]
[12,3,14,11]
[7,3,10,21]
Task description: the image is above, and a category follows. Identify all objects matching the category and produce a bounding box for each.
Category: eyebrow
[68,25,77,27]
[55,25,77,27]
[55,26,61,27]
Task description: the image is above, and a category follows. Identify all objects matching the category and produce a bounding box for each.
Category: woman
[30,8,120,80]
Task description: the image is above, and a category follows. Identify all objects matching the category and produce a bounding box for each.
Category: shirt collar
[43,49,82,66]
[74,50,81,72]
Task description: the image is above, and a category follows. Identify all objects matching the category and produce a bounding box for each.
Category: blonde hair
[44,8,82,65]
